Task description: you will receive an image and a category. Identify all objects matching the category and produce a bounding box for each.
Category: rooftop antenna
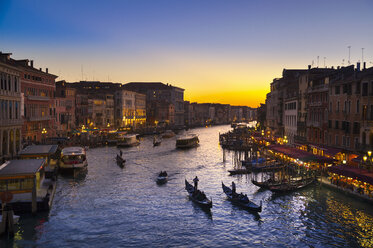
[311,60,314,67]
[348,46,351,65]
[81,65,84,81]
[342,59,345,66]
[324,57,326,68]
[317,56,319,68]
[362,48,364,64]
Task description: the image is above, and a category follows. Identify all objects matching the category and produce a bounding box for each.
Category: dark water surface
[3,125,373,247]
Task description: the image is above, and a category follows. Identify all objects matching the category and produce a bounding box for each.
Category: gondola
[116,154,126,167]
[228,168,251,175]
[269,177,315,193]
[156,171,168,184]
[185,179,212,209]
[251,179,282,190]
[222,182,262,212]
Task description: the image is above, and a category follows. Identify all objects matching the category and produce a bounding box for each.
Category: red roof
[268,144,334,163]
[329,165,373,185]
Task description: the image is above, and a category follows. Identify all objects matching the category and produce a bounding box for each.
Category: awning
[329,165,373,185]
[309,144,343,157]
[268,144,335,163]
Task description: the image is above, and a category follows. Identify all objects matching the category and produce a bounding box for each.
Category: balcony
[27,95,50,101]
[27,116,52,121]
[308,101,322,107]
[0,118,23,127]
[307,121,320,128]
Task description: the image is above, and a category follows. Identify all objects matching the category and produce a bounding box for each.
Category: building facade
[0,52,23,160]
[17,60,57,142]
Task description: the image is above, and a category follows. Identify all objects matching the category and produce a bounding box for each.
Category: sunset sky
[1,0,373,107]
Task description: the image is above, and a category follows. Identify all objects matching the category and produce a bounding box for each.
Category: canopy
[268,144,334,163]
[329,165,373,185]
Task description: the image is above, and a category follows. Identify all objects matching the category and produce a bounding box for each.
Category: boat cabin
[19,145,60,178]
[0,159,54,213]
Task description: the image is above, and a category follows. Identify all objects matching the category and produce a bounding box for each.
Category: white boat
[176,134,199,148]
[59,147,88,170]
[117,134,140,147]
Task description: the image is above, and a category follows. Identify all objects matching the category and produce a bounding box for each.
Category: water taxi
[176,134,199,148]
[59,147,88,170]
[117,134,140,147]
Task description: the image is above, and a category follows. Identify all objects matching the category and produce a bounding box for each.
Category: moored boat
[251,178,283,190]
[185,179,212,209]
[222,182,262,212]
[176,134,199,148]
[156,171,168,184]
[59,147,88,170]
[269,177,316,193]
[228,168,251,175]
[117,134,140,147]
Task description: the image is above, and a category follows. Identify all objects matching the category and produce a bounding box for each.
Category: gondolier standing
[232,181,236,196]
[193,176,199,190]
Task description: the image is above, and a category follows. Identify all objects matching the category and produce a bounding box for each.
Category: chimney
[363,62,366,70]
[46,68,48,73]
[39,68,42,71]
[30,60,34,68]
[356,62,360,71]
[308,65,311,70]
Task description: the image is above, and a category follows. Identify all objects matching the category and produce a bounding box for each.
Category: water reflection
[2,125,373,247]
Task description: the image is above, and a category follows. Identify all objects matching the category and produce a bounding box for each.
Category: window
[337,101,340,112]
[335,135,339,146]
[362,83,368,96]
[355,82,361,94]
[328,120,332,128]
[357,100,360,113]
[343,84,348,94]
[335,120,339,129]
[353,122,360,134]
[335,86,340,95]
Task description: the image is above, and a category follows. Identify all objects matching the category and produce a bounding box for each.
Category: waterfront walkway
[319,176,373,204]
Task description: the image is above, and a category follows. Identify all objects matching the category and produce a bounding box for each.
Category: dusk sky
[1,0,373,107]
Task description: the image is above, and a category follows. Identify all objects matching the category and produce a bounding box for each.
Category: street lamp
[41,128,47,144]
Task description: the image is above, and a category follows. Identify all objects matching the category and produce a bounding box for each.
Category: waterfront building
[149,100,175,126]
[87,93,114,128]
[355,64,373,152]
[212,103,231,125]
[306,74,331,146]
[55,81,76,136]
[16,58,57,143]
[230,106,243,123]
[266,78,285,137]
[0,52,23,161]
[122,82,185,127]
[64,81,121,128]
[0,52,23,160]
[115,90,146,128]
[184,101,193,127]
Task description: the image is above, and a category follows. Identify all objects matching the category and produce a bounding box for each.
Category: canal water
[2,125,373,247]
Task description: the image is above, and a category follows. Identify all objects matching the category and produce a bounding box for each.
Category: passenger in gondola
[201,191,206,200]
[119,150,123,157]
[164,171,167,176]
[193,176,199,190]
